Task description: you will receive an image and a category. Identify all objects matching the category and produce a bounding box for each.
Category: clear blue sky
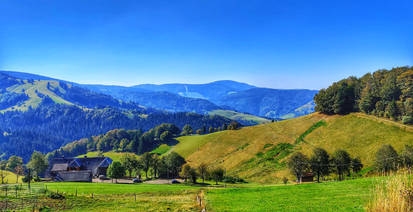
[0,0,412,89]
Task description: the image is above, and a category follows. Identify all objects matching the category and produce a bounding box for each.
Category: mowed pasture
[42,183,202,211]
[1,175,406,211]
[206,177,378,212]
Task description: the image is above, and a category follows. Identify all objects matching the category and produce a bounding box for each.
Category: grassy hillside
[77,152,139,162]
[0,170,23,184]
[170,113,413,183]
[3,80,73,112]
[209,110,271,125]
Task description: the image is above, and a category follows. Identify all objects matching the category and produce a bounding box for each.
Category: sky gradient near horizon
[0,0,412,89]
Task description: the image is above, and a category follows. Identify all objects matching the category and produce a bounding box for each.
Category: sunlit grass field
[27,176,394,211]
[77,151,139,162]
[42,183,202,211]
[206,177,378,212]
[0,170,23,184]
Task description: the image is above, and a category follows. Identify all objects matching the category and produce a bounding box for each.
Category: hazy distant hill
[133,80,256,101]
[0,70,318,119]
[83,84,224,114]
[216,88,318,119]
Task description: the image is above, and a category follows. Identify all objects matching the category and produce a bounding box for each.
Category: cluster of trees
[47,121,238,160]
[180,163,228,185]
[314,67,413,124]
[180,121,240,136]
[0,100,234,161]
[107,153,232,185]
[106,152,187,182]
[375,144,413,174]
[287,148,363,183]
[0,151,48,184]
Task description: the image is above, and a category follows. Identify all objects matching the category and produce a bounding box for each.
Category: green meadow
[206,177,378,212]
[22,177,383,211]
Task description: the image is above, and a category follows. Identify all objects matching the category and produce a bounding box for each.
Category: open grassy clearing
[209,110,271,125]
[151,144,172,155]
[77,151,139,162]
[2,80,73,112]
[206,177,379,212]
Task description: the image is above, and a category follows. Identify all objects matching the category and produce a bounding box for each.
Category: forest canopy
[314,66,413,124]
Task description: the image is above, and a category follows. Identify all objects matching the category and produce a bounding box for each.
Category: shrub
[222,176,246,184]
[402,115,413,124]
[282,177,288,184]
[48,192,65,200]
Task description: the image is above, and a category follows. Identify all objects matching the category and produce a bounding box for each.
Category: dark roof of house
[51,163,68,172]
[49,157,113,172]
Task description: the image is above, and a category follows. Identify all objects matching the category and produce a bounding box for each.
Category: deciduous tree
[287,152,309,183]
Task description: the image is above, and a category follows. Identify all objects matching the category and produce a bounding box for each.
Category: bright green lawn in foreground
[206,177,377,212]
[44,182,198,195]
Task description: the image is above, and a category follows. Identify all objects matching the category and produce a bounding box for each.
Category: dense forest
[0,100,234,161]
[46,124,180,159]
[314,66,413,124]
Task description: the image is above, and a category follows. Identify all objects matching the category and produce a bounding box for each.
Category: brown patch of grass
[367,171,412,212]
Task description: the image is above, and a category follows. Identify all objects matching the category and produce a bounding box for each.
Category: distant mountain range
[85,79,317,120]
[1,70,318,120]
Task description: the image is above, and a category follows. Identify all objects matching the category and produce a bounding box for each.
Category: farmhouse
[48,156,113,182]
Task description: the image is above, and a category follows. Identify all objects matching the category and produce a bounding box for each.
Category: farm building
[48,156,113,182]
[301,172,314,182]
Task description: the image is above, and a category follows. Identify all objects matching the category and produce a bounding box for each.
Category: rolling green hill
[208,110,271,125]
[0,170,23,184]
[77,152,139,162]
[169,113,413,183]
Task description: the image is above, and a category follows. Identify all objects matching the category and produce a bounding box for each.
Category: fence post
[75,188,77,198]
[134,193,136,202]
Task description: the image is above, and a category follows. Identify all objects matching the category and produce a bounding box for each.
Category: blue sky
[0,0,412,89]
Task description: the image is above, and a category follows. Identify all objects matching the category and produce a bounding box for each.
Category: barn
[48,156,113,182]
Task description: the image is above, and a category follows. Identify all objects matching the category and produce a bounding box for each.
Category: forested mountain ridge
[0,73,235,161]
[314,66,413,124]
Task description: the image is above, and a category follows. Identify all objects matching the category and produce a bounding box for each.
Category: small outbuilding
[301,172,314,182]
